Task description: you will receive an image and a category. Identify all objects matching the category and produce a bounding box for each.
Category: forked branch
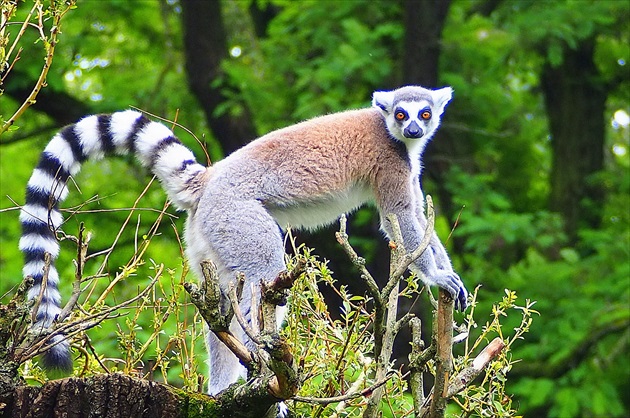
[185,259,302,403]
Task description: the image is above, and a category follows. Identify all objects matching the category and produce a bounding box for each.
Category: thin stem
[1,1,75,134]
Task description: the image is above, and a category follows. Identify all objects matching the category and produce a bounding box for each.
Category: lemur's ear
[372,90,395,116]
[432,87,453,115]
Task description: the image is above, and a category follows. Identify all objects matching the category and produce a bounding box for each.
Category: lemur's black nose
[404,121,423,138]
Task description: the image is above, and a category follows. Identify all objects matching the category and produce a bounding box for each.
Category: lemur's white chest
[268,183,373,231]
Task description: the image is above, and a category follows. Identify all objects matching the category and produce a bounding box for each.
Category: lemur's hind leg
[205,326,243,395]
[190,192,287,394]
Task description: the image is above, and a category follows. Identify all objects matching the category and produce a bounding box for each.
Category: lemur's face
[372,86,452,147]
[390,100,435,140]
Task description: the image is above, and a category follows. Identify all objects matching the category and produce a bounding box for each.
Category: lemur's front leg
[407,180,468,310]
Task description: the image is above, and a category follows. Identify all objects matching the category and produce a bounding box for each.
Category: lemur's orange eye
[395,112,406,121]
[421,111,432,120]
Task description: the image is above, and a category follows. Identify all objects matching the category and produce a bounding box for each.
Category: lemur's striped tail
[19,110,207,370]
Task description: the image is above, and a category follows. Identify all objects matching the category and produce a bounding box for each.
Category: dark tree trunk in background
[402,0,460,223]
[401,0,454,227]
[3,70,92,126]
[403,0,451,88]
[541,39,607,244]
[180,0,257,156]
[398,0,455,380]
[248,1,279,38]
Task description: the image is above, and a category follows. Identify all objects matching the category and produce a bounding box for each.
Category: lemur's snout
[404,121,423,138]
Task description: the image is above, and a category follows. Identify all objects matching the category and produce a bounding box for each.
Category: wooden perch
[426,288,455,418]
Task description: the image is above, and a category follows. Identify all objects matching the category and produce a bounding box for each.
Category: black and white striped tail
[19,110,207,370]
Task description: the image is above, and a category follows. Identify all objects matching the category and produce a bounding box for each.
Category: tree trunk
[180,0,257,156]
[398,0,457,380]
[248,1,279,38]
[403,0,451,89]
[1,373,204,418]
[0,372,283,418]
[3,70,93,126]
[401,0,461,223]
[541,38,607,243]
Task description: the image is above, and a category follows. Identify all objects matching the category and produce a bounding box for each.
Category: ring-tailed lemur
[19,85,467,395]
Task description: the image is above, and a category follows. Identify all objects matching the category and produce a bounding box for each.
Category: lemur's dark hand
[434,271,468,311]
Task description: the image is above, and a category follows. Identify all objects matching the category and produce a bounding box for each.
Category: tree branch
[335,215,382,309]
[425,288,455,418]
[408,317,427,416]
[1,2,76,134]
[446,337,505,398]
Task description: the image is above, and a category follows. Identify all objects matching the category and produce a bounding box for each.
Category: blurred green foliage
[1,0,628,416]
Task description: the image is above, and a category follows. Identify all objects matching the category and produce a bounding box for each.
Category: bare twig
[82,335,111,374]
[364,214,410,417]
[268,257,307,292]
[131,106,212,166]
[92,184,168,305]
[186,259,299,403]
[259,267,302,400]
[262,333,298,400]
[228,279,260,345]
[335,215,381,308]
[184,261,254,366]
[58,223,89,322]
[335,201,438,418]
[30,252,52,324]
[90,177,158,271]
[4,2,35,71]
[329,353,371,417]
[1,1,76,134]
[293,373,394,405]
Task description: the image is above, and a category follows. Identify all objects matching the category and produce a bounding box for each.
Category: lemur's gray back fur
[19,110,206,369]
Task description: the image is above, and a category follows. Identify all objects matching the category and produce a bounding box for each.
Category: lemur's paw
[277,402,290,417]
[434,272,468,311]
